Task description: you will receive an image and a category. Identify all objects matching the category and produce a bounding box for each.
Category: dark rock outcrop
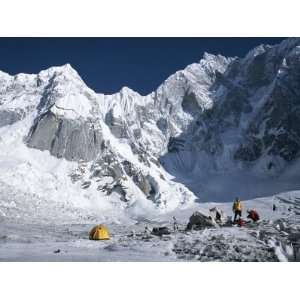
[26,112,103,161]
[186,211,217,230]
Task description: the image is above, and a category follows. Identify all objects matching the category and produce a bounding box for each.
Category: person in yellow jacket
[233,197,242,222]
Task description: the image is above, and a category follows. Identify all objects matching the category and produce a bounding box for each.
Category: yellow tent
[89,224,110,240]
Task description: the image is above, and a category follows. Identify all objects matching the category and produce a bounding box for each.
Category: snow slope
[1,189,300,261]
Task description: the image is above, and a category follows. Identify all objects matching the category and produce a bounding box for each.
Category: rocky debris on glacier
[186,211,218,230]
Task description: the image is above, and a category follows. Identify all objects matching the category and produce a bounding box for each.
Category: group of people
[208,197,261,226]
[208,197,260,226]
[168,197,265,232]
[232,197,260,226]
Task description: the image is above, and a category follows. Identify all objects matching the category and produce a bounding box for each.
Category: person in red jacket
[247,209,260,222]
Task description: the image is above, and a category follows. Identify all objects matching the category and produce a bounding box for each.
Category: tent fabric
[89,224,110,240]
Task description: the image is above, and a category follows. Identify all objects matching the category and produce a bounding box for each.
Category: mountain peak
[0,70,11,81]
[57,63,78,74]
[37,63,82,83]
[202,52,219,60]
[119,86,140,96]
[199,52,234,72]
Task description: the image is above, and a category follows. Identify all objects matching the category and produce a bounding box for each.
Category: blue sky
[0,38,285,95]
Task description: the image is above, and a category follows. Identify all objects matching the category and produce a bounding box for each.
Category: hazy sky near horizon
[0,38,285,95]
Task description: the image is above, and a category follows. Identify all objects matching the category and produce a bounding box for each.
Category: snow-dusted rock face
[0,64,199,212]
[26,112,104,161]
[1,37,300,211]
[159,38,300,201]
[234,43,300,163]
[20,64,105,161]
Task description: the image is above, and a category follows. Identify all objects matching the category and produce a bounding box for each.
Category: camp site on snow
[67,196,300,262]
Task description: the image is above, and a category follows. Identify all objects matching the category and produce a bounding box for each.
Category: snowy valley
[1,38,300,261]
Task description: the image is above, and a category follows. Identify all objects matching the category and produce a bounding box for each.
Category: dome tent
[89,224,110,240]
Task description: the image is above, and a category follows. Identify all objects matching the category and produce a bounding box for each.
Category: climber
[247,209,260,222]
[232,197,242,222]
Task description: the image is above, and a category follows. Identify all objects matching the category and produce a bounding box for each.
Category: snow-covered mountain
[1,37,300,219]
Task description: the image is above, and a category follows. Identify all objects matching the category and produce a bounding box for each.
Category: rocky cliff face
[160,38,300,175]
[234,43,300,164]
[1,38,300,208]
